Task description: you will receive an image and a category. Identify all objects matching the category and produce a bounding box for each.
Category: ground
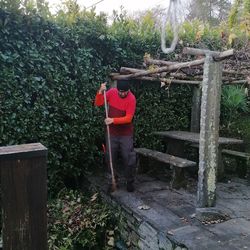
[89,167,250,250]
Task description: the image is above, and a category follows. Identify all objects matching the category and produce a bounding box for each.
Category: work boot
[126,181,135,192]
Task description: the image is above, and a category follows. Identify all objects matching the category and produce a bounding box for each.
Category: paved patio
[89,172,250,250]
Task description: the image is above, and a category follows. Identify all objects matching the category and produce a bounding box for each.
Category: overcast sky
[48,0,171,15]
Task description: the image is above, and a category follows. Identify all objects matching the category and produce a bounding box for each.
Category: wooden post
[191,86,201,132]
[0,143,48,250]
[197,55,222,208]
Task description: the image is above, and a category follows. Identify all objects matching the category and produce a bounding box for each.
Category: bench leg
[236,158,247,178]
[136,155,151,174]
[217,147,225,181]
[246,157,250,185]
[170,166,187,189]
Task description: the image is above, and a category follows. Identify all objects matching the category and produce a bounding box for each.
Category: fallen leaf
[138,205,150,210]
[90,193,98,202]
[107,237,114,246]
[167,230,174,235]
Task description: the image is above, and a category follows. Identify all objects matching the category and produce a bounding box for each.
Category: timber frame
[110,47,249,208]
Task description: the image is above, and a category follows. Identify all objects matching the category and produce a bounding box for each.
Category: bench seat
[222,149,250,181]
[222,149,250,159]
[135,148,196,188]
[134,148,196,168]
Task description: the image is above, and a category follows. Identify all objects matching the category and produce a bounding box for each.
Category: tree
[187,0,231,25]
[0,0,51,18]
[55,0,81,25]
[228,0,250,37]
[0,0,21,12]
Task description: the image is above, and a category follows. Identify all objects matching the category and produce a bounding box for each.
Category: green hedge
[0,10,194,193]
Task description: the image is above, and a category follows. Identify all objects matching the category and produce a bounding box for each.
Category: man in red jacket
[95,80,136,192]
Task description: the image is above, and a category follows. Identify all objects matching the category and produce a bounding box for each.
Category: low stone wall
[99,190,187,250]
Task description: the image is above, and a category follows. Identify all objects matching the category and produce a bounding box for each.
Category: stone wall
[100,191,187,250]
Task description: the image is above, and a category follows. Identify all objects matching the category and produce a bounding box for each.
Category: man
[95,80,136,192]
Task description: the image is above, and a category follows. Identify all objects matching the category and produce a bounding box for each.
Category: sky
[48,0,171,15]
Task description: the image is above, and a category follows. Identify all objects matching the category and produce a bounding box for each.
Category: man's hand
[98,82,107,94]
[105,117,114,125]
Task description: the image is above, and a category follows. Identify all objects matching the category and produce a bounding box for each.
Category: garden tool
[104,89,117,192]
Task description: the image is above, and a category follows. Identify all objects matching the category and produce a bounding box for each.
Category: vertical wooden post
[0,143,48,250]
[197,55,222,208]
[190,86,201,132]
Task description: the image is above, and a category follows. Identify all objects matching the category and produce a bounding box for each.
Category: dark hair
[117,80,130,91]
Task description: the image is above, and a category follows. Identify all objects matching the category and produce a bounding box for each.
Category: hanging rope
[161,0,179,54]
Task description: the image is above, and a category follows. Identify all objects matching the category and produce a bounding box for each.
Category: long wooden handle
[103,90,116,186]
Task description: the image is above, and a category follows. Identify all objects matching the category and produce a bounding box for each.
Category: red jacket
[95,88,136,136]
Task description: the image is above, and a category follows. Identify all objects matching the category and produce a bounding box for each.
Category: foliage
[230,116,250,152]
[48,189,117,249]
[221,86,249,130]
[0,7,248,194]
[179,20,225,50]
[228,0,250,43]
[133,82,192,150]
[0,10,109,193]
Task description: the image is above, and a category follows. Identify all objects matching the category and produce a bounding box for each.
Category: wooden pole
[0,143,48,250]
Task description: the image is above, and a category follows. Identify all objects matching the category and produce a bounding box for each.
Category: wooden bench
[222,149,250,159]
[222,149,250,181]
[135,148,196,188]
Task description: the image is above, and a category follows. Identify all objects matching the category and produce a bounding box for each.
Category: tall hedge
[0,10,192,193]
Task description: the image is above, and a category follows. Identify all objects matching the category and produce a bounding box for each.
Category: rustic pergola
[110,47,249,208]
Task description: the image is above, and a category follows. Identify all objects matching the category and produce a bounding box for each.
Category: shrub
[48,189,117,249]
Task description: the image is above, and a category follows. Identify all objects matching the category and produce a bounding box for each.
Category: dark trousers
[106,135,136,183]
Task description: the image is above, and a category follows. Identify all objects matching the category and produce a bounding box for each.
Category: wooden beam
[112,58,206,80]
[119,62,240,81]
[111,72,248,86]
[144,57,241,77]
[223,80,250,85]
[137,77,201,85]
[120,67,145,74]
[143,57,176,66]
[183,47,234,60]
[223,70,244,75]
[183,47,220,56]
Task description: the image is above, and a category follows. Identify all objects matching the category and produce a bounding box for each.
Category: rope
[161,0,179,54]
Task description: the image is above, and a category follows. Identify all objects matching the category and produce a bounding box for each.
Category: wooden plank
[153,131,243,145]
[134,148,196,168]
[0,143,47,160]
[222,149,250,159]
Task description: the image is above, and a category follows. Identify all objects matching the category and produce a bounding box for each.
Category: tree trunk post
[0,143,48,250]
[197,55,222,208]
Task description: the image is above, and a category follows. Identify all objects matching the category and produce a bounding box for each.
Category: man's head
[117,80,130,98]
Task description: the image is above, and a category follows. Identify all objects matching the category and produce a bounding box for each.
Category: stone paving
[90,173,250,250]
